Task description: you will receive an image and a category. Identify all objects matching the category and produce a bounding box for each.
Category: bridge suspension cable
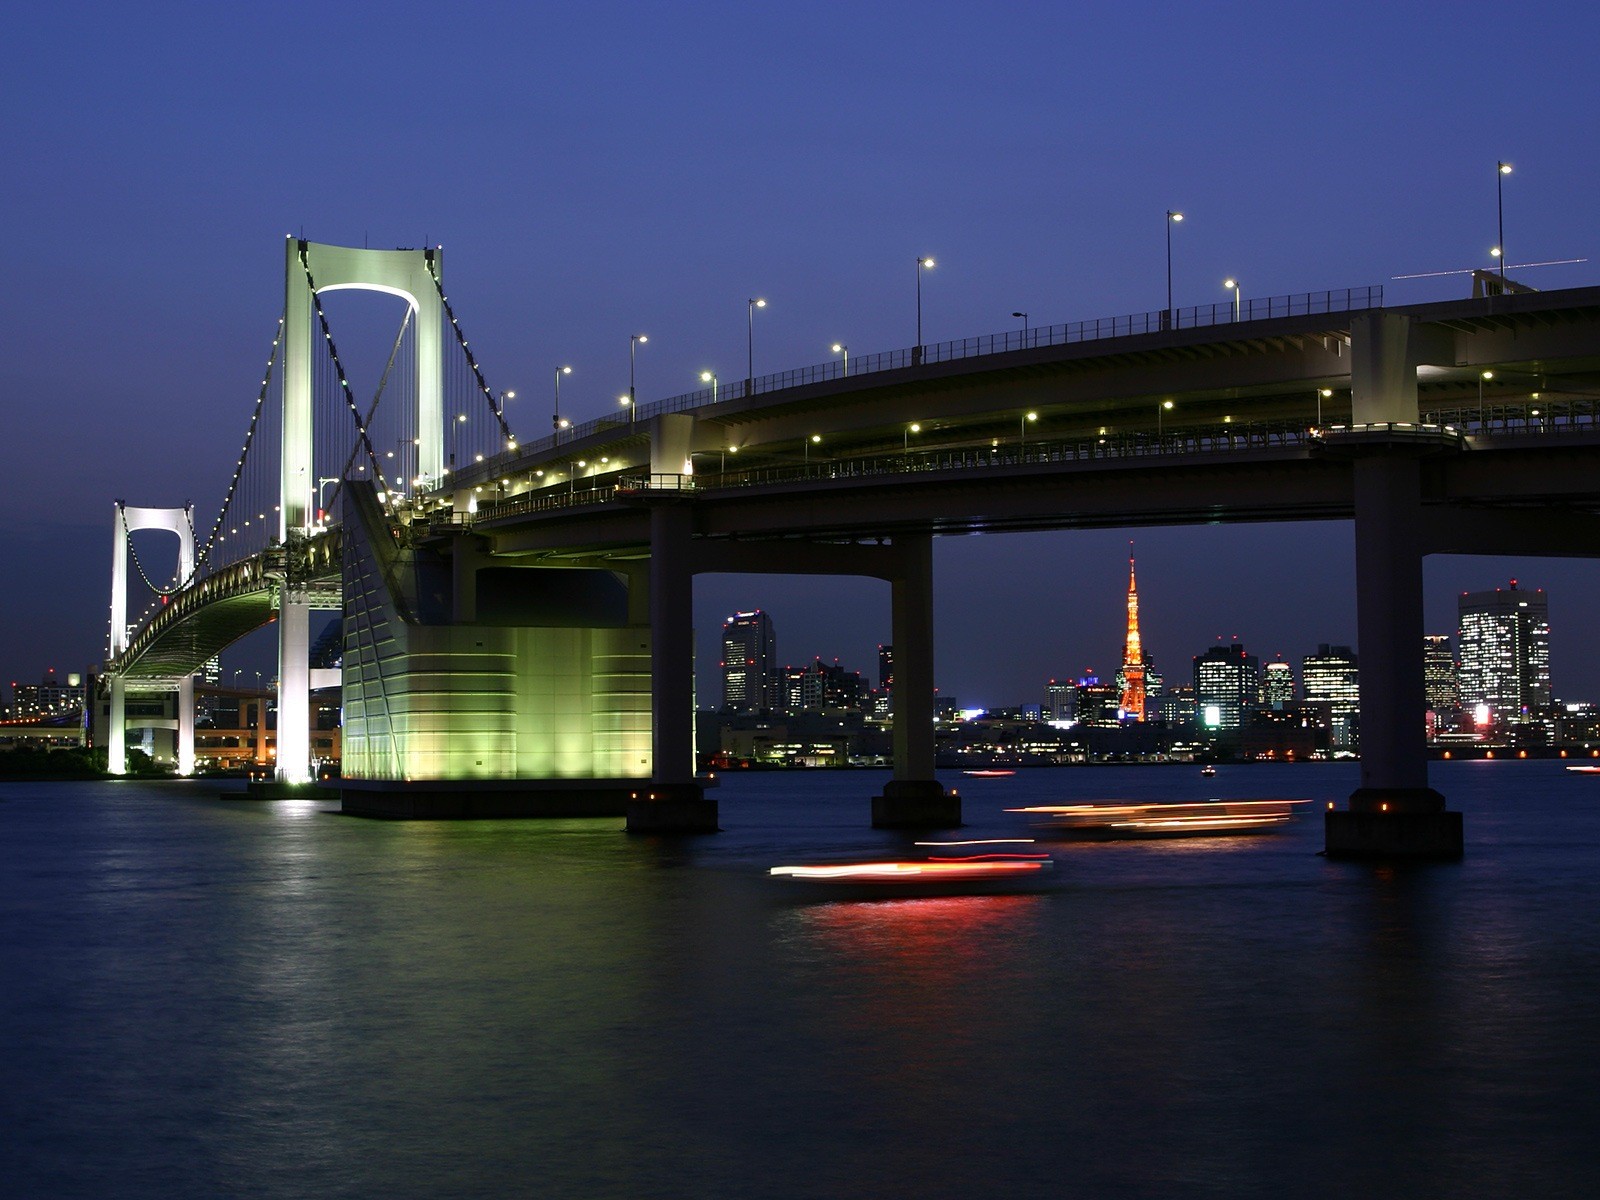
[428,259,516,449]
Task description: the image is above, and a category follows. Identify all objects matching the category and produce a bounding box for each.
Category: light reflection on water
[2,763,1597,1199]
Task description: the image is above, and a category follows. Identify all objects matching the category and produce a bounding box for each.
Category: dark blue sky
[5,1,1599,706]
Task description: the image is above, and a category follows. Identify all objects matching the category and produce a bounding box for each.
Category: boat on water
[963,768,1017,778]
[1008,798,1309,840]
[1565,765,1600,774]
[1200,765,1217,778]
[768,847,1053,898]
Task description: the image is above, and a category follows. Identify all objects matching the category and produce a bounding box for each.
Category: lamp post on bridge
[629,334,648,423]
[1019,410,1037,450]
[553,365,572,443]
[1165,210,1183,328]
[915,257,935,364]
[1316,388,1332,427]
[701,370,719,405]
[1496,161,1513,280]
[1223,278,1240,323]
[833,342,849,377]
[1158,399,1174,438]
[316,477,339,525]
[747,298,766,396]
[1013,311,1029,348]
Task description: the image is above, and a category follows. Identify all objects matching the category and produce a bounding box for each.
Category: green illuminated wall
[340,485,652,782]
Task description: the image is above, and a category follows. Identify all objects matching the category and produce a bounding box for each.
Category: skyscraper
[1193,643,1260,730]
[1260,660,1296,706]
[1423,635,1459,721]
[1302,644,1360,750]
[721,610,776,714]
[1119,550,1146,720]
[1458,581,1551,726]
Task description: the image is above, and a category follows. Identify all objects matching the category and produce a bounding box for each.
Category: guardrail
[474,285,1383,468]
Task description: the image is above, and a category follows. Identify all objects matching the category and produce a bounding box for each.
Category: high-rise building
[1045,678,1076,722]
[1158,685,1196,727]
[1302,644,1360,750]
[721,610,776,713]
[1193,643,1260,730]
[1423,635,1459,723]
[1119,551,1146,720]
[878,644,894,693]
[1261,660,1296,706]
[1458,581,1551,725]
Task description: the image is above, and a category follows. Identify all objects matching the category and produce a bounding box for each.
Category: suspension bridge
[104,239,1600,854]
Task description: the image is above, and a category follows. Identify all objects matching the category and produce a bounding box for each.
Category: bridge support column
[1328,456,1460,859]
[107,676,126,775]
[628,500,717,833]
[875,532,959,828]
[176,675,195,777]
[275,597,312,785]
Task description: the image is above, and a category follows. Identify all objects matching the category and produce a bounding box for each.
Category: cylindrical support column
[892,533,937,782]
[1328,452,1460,858]
[1351,455,1432,799]
[107,677,126,775]
[275,597,312,784]
[875,532,959,828]
[628,501,717,833]
[177,675,195,777]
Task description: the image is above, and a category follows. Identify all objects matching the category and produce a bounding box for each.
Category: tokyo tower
[1119,547,1146,720]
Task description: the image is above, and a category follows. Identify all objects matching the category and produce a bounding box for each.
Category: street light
[1479,369,1494,425]
[1223,278,1240,322]
[629,334,648,420]
[1317,388,1332,425]
[833,342,849,377]
[905,421,921,451]
[747,298,766,392]
[1020,410,1037,448]
[1497,161,1513,280]
[618,394,633,423]
[1012,311,1029,348]
[1165,211,1184,327]
[915,256,935,363]
[701,370,719,405]
[497,389,515,421]
[1158,398,1174,436]
[316,476,339,523]
[553,365,572,441]
[804,433,821,464]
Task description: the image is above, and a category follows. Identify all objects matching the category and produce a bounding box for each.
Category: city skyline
[6,3,1600,705]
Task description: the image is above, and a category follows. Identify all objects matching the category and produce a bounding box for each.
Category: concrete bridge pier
[627,498,717,833]
[176,674,195,776]
[106,676,127,775]
[874,532,960,828]
[1327,311,1460,858]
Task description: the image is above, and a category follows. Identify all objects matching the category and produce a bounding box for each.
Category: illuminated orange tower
[1120,547,1146,720]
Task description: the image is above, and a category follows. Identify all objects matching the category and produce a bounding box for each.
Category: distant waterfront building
[1045,678,1076,722]
[10,671,86,718]
[1458,581,1551,727]
[878,644,894,693]
[1302,644,1360,750]
[1423,635,1459,731]
[1260,660,1296,706]
[1158,685,1196,727]
[721,610,776,713]
[1193,643,1260,730]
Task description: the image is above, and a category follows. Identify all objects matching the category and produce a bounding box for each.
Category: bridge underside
[118,590,280,678]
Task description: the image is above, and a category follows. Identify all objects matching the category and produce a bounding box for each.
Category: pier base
[626,783,719,834]
[340,779,634,819]
[1326,788,1462,859]
[872,779,962,829]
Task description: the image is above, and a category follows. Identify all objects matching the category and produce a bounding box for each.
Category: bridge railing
[485,286,1384,466]
[466,419,1336,525]
[1421,398,1600,436]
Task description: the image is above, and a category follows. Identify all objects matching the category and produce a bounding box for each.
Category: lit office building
[1193,643,1260,730]
[1260,660,1296,706]
[721,610,776,714]
[1458,581,1551,727]
[1302,644,1360,750]
[1045,678,1076,722]
[1423,635,1459,729]
[1158,685,1196,726]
